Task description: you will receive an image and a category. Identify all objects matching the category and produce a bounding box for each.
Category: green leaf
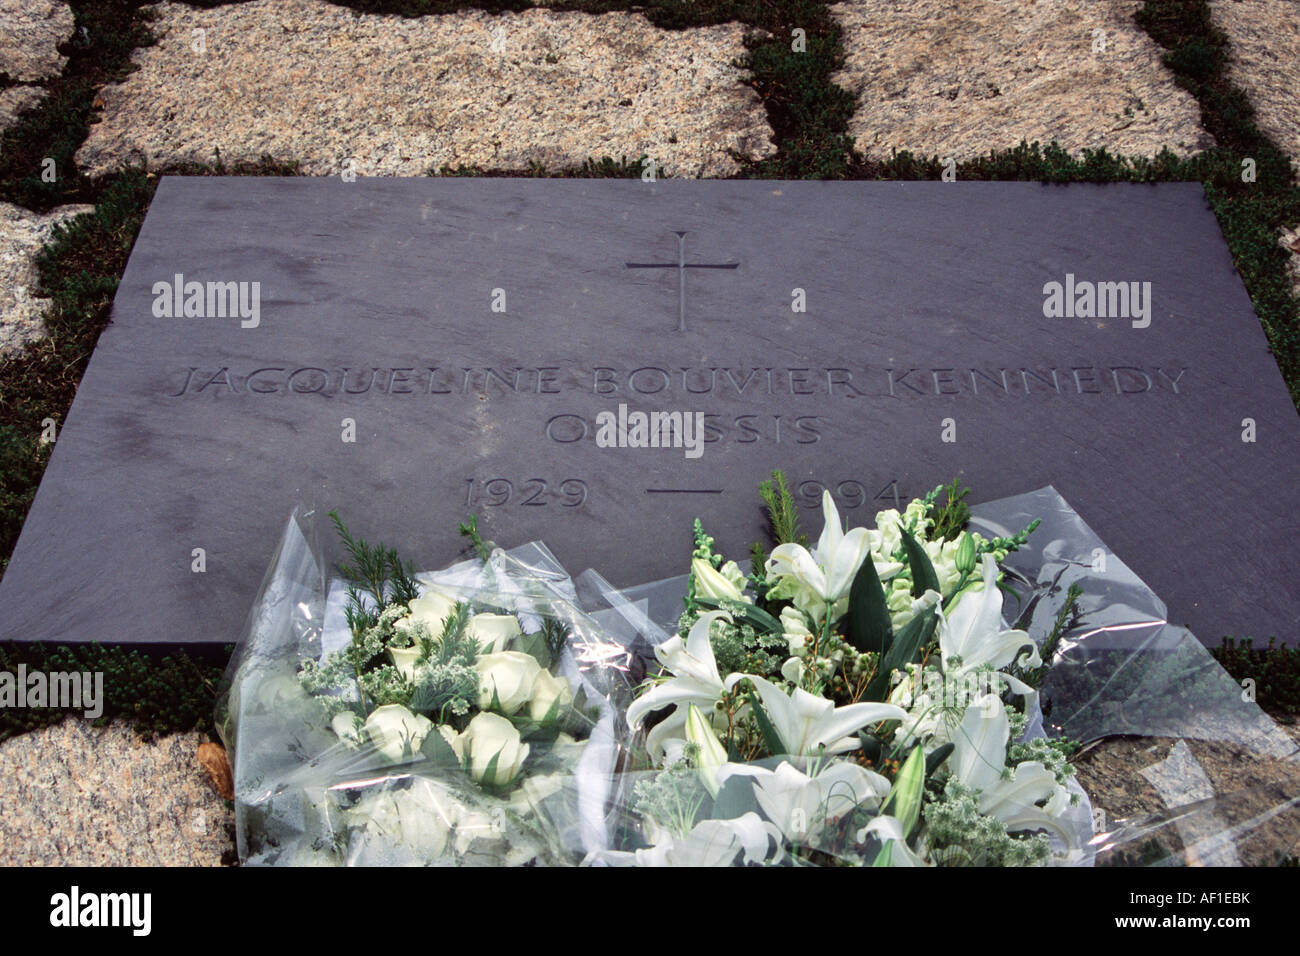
[539,694,562,727]
[481,750,501,788]
[857,731,882,766]
[899,526,940,598]
[862,607,938,701]
[747,686,786,756]
[694,597,783,635]
[924,742,955,777]
[515,630,552,670]
[871,842,894,867]
[846,555,892,654]
[418,726,461,770]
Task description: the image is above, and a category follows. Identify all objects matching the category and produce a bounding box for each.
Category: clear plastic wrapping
[216,508,632,866]
[573,488,1299,866]
[219,490,1298,866]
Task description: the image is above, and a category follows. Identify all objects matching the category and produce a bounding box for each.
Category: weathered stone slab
[0,201,94,357]
[0,0,74,83]
[1,178,1297,649]
[0,85,46,135]
[75,0,773,179]
[0,720,233,866]
[830,0,1212,162]
[1213,0,1300,176]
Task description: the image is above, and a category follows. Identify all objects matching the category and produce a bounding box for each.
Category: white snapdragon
[780,606,814,658]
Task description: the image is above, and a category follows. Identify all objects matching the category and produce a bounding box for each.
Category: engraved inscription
[797,478,907,512]
[167,364,1191,399]
[625,232,739,333]
[464,477,588,508]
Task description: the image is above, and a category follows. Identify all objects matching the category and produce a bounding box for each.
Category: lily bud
[882,745,926,838]
[685,704,728,796]
[954,532,976,575]
[692,557,744,602]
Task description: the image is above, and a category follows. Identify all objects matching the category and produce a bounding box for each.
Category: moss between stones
[0,0,1296,736]
[0,641,230,743]
[1213,639,1300,718]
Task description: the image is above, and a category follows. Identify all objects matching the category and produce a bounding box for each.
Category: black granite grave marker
[1,178,1296,646]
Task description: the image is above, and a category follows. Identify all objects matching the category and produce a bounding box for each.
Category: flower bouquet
[220,477,1295,866]
[217,512,631,866]
[594,477,1094,866]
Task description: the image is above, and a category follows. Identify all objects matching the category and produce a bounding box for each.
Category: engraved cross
[626,231,739,333]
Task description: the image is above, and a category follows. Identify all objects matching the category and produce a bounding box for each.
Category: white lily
[725,673,905,761]
[593,812,782,867]
[858,814,928,866]
[331,711,364,748]
[766,491,902,622]
[950,695,1074,844]
[719,759,892,843]
[627,611,731,762]
[939,554,1040,686]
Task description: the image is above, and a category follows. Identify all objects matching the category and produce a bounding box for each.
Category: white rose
[466,613,522,654]
[331,711,364,748]
[476,651,541,715]
[363,703,434,763]
[389,644,423,682]
[396,589,458,639]
[348,777,455,861]
[528,668,572,722]
[461,712,530,787]
[255,673,312,710]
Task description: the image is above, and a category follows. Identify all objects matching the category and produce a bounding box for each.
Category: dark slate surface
[1,178,1297,646]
